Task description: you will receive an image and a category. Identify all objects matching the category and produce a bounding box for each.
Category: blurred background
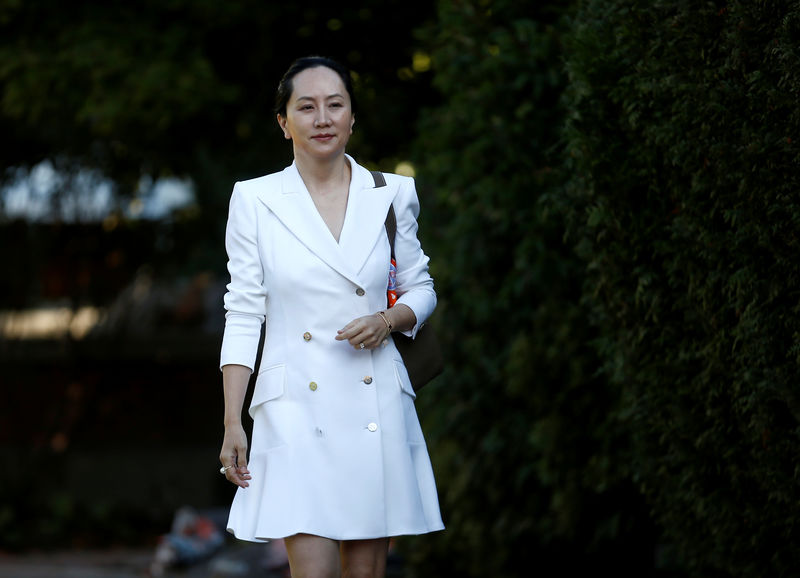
[1,1,799,577]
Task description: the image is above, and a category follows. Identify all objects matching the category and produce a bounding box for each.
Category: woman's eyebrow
[295,93,346,102]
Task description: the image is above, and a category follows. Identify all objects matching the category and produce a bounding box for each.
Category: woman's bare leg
[340,538,390,578]
[284,533,341,578]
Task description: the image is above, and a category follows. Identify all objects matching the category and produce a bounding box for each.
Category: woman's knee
[285,533,341,578]
[340,538,389,578]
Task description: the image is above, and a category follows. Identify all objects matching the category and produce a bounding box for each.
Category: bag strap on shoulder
[371,170,397,259]
[370,170,386,188]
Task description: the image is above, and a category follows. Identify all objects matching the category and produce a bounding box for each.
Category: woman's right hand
[220,423,251,488]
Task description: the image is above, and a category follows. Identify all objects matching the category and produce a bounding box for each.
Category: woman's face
[277,66,355,162]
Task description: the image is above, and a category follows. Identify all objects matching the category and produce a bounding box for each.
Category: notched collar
[255,157,398,287]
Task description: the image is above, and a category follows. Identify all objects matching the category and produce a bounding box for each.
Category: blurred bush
[556,1,800,576]
[405,1,657,576]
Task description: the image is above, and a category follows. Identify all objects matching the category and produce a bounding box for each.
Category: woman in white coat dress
[218,56,444,577]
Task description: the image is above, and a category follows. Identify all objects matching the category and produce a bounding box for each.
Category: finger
[351,326,381,349]
[233,463,251,479]
[222,450,249,485]
[223,457,251,487]
[356,328,383,349]
[226,468,250,488]
[336,319,360,338]
[337,328,359,342]
[221,465,239,486]
[343,329,365,347]
[337,326,363,342]
[235,448,248,470]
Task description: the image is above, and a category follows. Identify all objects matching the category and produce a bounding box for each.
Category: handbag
[371,171,444,391]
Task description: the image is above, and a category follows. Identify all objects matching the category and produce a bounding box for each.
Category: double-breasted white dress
[220,155,444,541]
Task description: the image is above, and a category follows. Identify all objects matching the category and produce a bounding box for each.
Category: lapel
[339,160,398,277]
[255,156,398,287]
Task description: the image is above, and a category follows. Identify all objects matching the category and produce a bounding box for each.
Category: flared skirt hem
[225,523,445,543]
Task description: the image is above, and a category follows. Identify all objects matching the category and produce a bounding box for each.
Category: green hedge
[405,1,657,575]
[559,1,800,575]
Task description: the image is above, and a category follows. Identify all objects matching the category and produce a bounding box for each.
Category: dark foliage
[558,1,800,575]
[403,1,658,575]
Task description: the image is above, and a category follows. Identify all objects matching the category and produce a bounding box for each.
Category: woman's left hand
[336,314,390,351]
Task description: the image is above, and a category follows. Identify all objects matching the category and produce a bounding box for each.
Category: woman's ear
[350,114,355,135]
[277,114,291,140]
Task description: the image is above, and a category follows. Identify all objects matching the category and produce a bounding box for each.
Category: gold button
[363,376,373,384]
[303,332,312,342]
[309,381,318,391]
[355,287,365,296]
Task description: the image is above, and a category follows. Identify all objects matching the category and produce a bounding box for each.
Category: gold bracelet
[376,310,393,333]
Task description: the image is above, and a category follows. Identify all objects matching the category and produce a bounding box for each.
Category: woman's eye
[330,102,343,108]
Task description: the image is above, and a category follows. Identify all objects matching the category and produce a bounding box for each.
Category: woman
[218,56,444,577]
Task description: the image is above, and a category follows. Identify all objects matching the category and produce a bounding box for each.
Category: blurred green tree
[0,0,442,551]
[0,0,437,302]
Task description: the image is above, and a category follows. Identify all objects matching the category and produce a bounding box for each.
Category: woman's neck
[295,153,350,196]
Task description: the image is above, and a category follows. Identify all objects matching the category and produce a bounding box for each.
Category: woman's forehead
[290,67,347,100]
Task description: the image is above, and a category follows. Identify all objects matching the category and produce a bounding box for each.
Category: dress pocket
[249,364,286,415]
[393,359,417,400]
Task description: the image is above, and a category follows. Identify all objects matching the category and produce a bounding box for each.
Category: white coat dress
[220,155,444,542]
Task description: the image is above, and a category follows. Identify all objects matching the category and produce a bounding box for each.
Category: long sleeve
[392,176,437,338]
[220,183,267,371]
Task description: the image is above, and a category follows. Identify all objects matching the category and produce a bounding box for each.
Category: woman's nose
[314,111,331,127]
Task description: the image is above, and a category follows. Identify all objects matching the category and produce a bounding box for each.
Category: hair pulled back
[274,56,356,117]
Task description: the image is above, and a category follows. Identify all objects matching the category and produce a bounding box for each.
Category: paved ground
[0,548,157,578]
[0,541,408,577]
[0,509,407,577]
[0,543,288,577]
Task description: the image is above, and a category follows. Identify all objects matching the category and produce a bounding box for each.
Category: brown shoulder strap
[370,170,387,188]
[371,171,396,259]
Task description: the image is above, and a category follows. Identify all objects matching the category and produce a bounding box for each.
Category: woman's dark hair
[274,56,356,117]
